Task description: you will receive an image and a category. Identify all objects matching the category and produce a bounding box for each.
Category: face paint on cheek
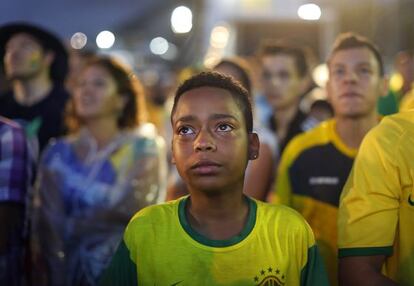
[28,51,42,69]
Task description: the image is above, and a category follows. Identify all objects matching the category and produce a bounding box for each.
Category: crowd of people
[0,21,413,286]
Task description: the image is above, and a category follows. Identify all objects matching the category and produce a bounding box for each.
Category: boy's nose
[194,129,216,152]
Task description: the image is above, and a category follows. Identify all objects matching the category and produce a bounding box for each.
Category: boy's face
[261,54,304,110]
[171,86,259,194]
[327,47,386,118]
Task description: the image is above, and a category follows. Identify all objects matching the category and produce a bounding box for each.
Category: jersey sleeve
[99,206,156,286]
[99,239,138,286]
[298,217,330,286]
[338,121,401,257]
[300,244,329,286]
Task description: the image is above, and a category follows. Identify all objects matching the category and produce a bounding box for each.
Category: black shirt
[269,109,308,154]
[0,85,69,151]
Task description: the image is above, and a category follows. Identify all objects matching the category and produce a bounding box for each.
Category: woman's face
[74,64,125,122]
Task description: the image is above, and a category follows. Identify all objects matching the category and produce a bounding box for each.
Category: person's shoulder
[282,120,333,159]
[0,116,23,132]
[382,111,414,132]
[40,136,73,162]
[0,117,27,148]
[127,123,166,153]
[256,200,312,233]
[364,112,414,147]
[127,198,181,230]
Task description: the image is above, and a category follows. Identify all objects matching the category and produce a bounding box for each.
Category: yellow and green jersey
[338,111,414,285]
[100,196,328,286]
[272,119,357,285]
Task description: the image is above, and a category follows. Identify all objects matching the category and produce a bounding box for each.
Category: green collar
[178,196,257,247]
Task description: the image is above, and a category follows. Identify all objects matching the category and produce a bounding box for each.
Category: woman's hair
[65,56,147,133]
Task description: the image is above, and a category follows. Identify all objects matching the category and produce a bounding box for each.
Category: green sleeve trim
[178,195,257,247]
[338,246,393,258]
[300,245,329,286]
[99,240,138,286]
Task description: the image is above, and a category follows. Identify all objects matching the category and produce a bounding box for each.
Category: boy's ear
[248,133,260,160]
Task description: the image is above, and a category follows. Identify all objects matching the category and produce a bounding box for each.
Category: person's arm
[244,142,275,201]
[339,256,398,286]
[0,124,29,251]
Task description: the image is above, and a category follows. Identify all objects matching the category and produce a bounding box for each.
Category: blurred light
[210,25,230,49]
[70,32,87,49]
[389,73,404,92]
[312,63,329,88]
[150,37,169,55]
[160,43,178,60]
[204,51,222,69]
[96,31,115,49]
[298,3,321,20]
[171,6,193,34]
[102,50,134,67]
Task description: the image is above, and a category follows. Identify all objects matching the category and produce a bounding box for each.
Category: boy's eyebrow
[174,113,239,123]
[174,115,197,123]
[210,113,238,121]
[332,61,372,67]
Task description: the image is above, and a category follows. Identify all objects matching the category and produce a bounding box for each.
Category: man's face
[327,47,386,118]
[261,54,304,110]
[171,86,258,194]
[4,33,51,81]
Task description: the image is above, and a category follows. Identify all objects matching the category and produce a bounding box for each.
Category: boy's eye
[332,68,345,76]
[358,67,372,75]
[216,124,233,132]
[177,126,195,135]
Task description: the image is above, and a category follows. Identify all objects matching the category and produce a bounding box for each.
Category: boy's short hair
[258,40,308,78]
[171,71,253,133]
[327,32,384,76]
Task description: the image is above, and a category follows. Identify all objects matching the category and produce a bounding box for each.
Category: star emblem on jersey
[253,266,285,285]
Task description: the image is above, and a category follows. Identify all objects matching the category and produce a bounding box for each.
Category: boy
[100,72,328,285]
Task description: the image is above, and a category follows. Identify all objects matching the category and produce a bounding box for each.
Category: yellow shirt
[100,196,329,286]
[338,111,414,285]
[400,90,414,112]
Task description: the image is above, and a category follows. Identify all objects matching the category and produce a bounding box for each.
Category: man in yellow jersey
[100,72,328,285]
[338,111,414,285]
[272,32,387,285]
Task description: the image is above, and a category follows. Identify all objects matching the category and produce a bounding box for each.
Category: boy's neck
[335,112,379,149]
[186,189,249,241]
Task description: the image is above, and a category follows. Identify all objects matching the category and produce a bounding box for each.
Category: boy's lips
[190,160,222,175]
[340,92,362,98]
